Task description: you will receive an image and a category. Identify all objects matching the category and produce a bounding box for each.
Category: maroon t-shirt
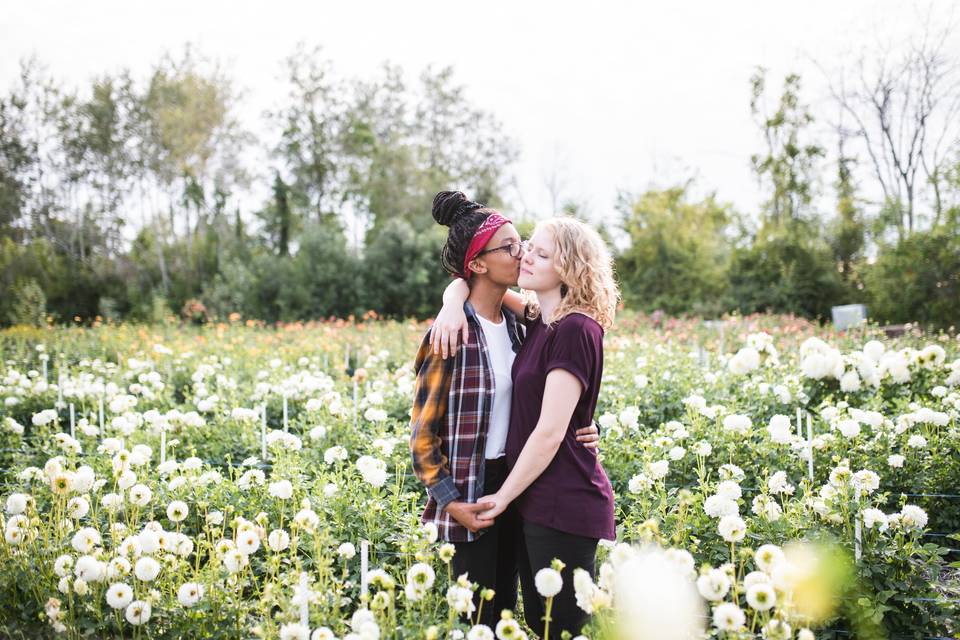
[506,312,616,541]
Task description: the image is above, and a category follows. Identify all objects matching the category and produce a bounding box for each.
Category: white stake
[57,369,64,408]
[360,540,369,598]
[854,516,862,562]
[261,404,268,461]
[283,395,289,433]
[69,403,75,440]
[160,429,167,465]
[299,571,309,626]
[99,395,105,437]
[353,380,359,431]
[323,354,329,371]
[344,344,350,370]
[42,358,48,382]
[806,412,814,481]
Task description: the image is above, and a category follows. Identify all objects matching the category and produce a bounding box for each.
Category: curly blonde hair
[524,217,620,330]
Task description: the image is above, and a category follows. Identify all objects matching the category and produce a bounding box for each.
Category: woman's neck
[468,278,507,323]
[534,286,563,323]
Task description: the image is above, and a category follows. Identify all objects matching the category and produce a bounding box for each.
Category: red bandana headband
[459,213,512,279]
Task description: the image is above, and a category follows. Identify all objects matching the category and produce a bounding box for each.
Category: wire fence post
[360,539,369,599]
[261,404,268,461]
[299,571,309,626]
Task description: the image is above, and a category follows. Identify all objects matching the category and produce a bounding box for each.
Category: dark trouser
[452,457,520,627]
[517,520,599,639]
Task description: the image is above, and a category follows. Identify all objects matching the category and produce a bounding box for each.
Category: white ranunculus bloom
[696,569,730,601]
[125,599,151,625]
[712,602,745,631]
[106,582,133,609]
[177,582,204,607]
[746,582,776,611]
[534,568,562,597]
[718,515,746,542]
[268,529,290,552]
[167,500,189,522]
[134,556,161,582]
[269,479,294,500]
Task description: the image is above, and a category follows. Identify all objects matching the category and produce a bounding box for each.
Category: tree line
[1,34,958,328]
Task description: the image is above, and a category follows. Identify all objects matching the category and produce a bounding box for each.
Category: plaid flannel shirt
[409,301,523,542]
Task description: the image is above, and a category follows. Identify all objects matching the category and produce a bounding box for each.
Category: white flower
[668,446,686,461]
[535,568,563,597]
[704,495,738,518]
[628,473,651,493]
[237,530,261,556]
[900,505,928,529]
[766,415,793,444]
[124,600,151,625]
[74,555,104,582]
[67,496,90,519]
[446,584,476,615]
[798,629,815,640]
[269,479,294,500]
[646,460,669,480]
[5,493,28,515]
[355,455,388,488]
[712,602,745,631]
[837,419,861,439]
[407,562,436,590]
[722,414,752,434]
[840,370,861,393]
[495,617,522,640]
[463,624,493,640]
[693,440,712,456]
[718,515,746,542]
[222,549,248,573]
[863,508,889,531]
[166,500,189,522]
[268,529,290,552]
[746,583,776,611]
[716,480,742,501]
[907,434,927,449]
[177,582,204,607]
[755,545,784,573]
[887,454,905,468]
[696,569,730,601]
[852,470,880,495]
[767,471,795,496]
[134,556,161,582]
[324,445,349,465]
[129,484,152,507]
[71,527,101,554]
[338,542,357,559]
[106,582,133,609]
[311,628,336,640]
[728,347,761,375]
[280,623,311,640]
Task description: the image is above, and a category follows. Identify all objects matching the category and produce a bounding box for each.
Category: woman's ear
[469,258,488,275]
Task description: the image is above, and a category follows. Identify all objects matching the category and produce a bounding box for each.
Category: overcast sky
[1,1,954,227]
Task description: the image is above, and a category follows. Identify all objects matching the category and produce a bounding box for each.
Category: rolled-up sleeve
[409,332,460,510]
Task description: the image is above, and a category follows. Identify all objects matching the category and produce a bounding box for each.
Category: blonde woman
[433,216,619,637]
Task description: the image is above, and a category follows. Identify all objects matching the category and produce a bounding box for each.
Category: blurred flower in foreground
[615,544,705,640]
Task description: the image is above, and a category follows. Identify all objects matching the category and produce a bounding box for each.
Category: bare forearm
[496,427,564,503]
[443,278,470,305]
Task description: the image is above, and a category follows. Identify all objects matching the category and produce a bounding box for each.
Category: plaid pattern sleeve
[409,330,460,511]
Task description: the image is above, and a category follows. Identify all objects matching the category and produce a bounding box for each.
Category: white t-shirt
[477,313,516,460]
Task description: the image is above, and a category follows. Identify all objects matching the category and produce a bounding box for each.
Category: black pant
[517,520,599,638]
[452,458,520,627]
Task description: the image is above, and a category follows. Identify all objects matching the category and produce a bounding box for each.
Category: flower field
[0,314,958,639]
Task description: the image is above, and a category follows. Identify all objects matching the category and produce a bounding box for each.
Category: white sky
[1,1,954,229]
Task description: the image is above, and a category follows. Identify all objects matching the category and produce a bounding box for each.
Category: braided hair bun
[432,191,483,227]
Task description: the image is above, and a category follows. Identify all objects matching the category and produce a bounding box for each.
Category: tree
[616,183,735,316]
[823,16,960,236]
[750,69,825,226]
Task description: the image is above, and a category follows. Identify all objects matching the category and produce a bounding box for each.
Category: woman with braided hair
[409,191,600,627]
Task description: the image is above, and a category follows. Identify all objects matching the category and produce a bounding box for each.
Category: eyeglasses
[476,240,527,259]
